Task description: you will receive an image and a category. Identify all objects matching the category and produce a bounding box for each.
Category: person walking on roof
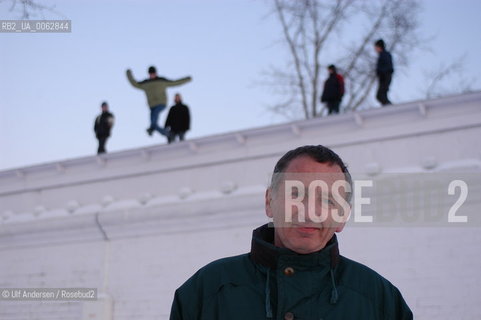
[374,39,394,105]
[165,93,191,144]
[321,64,345,114]
[93,101,114,154]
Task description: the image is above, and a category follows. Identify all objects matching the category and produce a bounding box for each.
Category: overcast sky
[1,0,480,171]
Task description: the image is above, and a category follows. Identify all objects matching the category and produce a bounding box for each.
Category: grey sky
[1,0,480,171]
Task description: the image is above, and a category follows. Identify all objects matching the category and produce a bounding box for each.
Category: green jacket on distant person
[126,69,191,108]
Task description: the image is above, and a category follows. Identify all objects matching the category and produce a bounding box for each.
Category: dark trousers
[168,131,186,144]
[376,73,392,105]
[97,136,108,154]
[327,101,340,114]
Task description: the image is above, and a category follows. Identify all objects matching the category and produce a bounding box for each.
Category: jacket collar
[250,223,340,270]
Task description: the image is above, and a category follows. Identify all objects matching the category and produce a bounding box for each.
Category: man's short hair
[328,64,337,72]
[148,66,157,74]
[270,145,352,202]
[375,39,385,49]
[101,101,108,108]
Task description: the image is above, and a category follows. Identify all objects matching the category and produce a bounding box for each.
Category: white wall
[1,92,481,319]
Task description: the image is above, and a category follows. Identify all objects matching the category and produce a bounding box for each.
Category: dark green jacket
[126,70,191,107]
[170,224,413,320]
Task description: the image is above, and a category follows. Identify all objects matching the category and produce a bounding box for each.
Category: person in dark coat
[170,145,413,320]
[93,101,114,154]
[321,64,344,114]
[165,93,190,144]
[375,39,394,105]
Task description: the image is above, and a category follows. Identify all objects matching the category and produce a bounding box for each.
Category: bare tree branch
[274,0,310,119]
[263,0,423,119]
[423,55,476,99]
[267,0,357,119]
[0,0,64,19]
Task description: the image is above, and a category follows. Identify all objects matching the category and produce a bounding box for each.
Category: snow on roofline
[1,90,480,178]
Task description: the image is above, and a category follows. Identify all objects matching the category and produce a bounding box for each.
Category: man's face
[265,156,350,254]
[174,94,181,104]
[375,45,382,53]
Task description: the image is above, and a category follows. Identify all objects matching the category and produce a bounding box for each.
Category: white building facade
[1,92,481,319]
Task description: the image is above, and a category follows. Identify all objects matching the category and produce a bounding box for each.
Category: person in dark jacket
[165,93,190,144]
[375,39,394,105]
[93,101,114,154]
[321,64,344,114]
[170,145,413,320]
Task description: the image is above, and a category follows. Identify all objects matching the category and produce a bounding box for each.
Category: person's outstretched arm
[165,76,192,87]
[126,69,142,89]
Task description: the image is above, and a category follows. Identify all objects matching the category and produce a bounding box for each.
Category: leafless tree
[422,55,476,99]
[265,0,422,119]
[0,0,61,19]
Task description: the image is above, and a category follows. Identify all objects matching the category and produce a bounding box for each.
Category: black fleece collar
[250,223,340,270]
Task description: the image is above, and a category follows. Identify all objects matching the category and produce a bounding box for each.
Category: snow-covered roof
[1,91,480,248]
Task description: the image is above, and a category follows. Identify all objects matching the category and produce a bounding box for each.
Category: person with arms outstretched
[126,66,192,138]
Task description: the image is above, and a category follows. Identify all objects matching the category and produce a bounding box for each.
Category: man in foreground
[126,66,192,139]
[170,145,412,319]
